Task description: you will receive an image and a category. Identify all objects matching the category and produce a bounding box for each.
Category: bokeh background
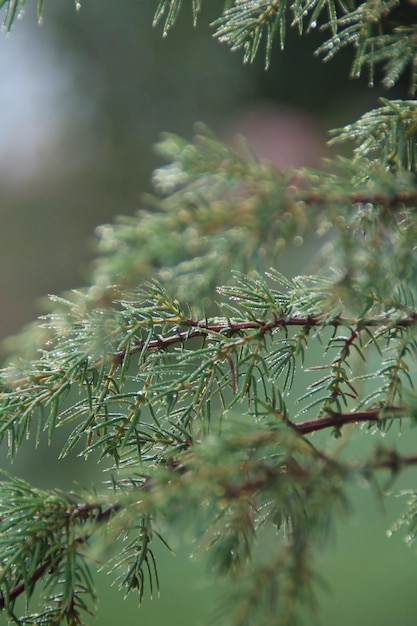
[0,1,416,624]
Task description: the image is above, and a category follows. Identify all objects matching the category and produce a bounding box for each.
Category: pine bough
[1,1,417,625]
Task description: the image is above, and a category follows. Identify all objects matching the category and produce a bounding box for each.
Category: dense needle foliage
[1,1,417,625]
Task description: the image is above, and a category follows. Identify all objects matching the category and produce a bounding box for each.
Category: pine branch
[213,0,287,68]
[330,99,417,171]
[87,311,417,372]
[0,497,117,611]
[6,0,417,92]
[0,476,158,622]
[316,2,417,93]
[86,123,417,311]
[3,3,417,625]
[2,431,415,620]
[1,270,416,470]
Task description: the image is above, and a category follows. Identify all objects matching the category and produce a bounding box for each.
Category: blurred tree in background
[1,1,417,626]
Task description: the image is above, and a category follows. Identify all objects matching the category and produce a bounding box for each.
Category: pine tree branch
[0,419,415,614]
[109,313,417,365]
[0,498,124,612]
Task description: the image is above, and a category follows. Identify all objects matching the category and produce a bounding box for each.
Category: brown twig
[0,558,52,609]
[293,407,405,435]
[300,190,417,208]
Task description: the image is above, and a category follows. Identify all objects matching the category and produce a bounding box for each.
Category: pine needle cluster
[1,1,417,625]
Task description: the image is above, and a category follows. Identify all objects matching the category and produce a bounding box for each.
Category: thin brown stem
[0,558,52,608]
[300,190,417,208]
[293,407,405,435]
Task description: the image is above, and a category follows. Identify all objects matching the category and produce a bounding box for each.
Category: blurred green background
[0,1,416,624]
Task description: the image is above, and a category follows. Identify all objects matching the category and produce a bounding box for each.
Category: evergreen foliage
[1,1,417,625]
